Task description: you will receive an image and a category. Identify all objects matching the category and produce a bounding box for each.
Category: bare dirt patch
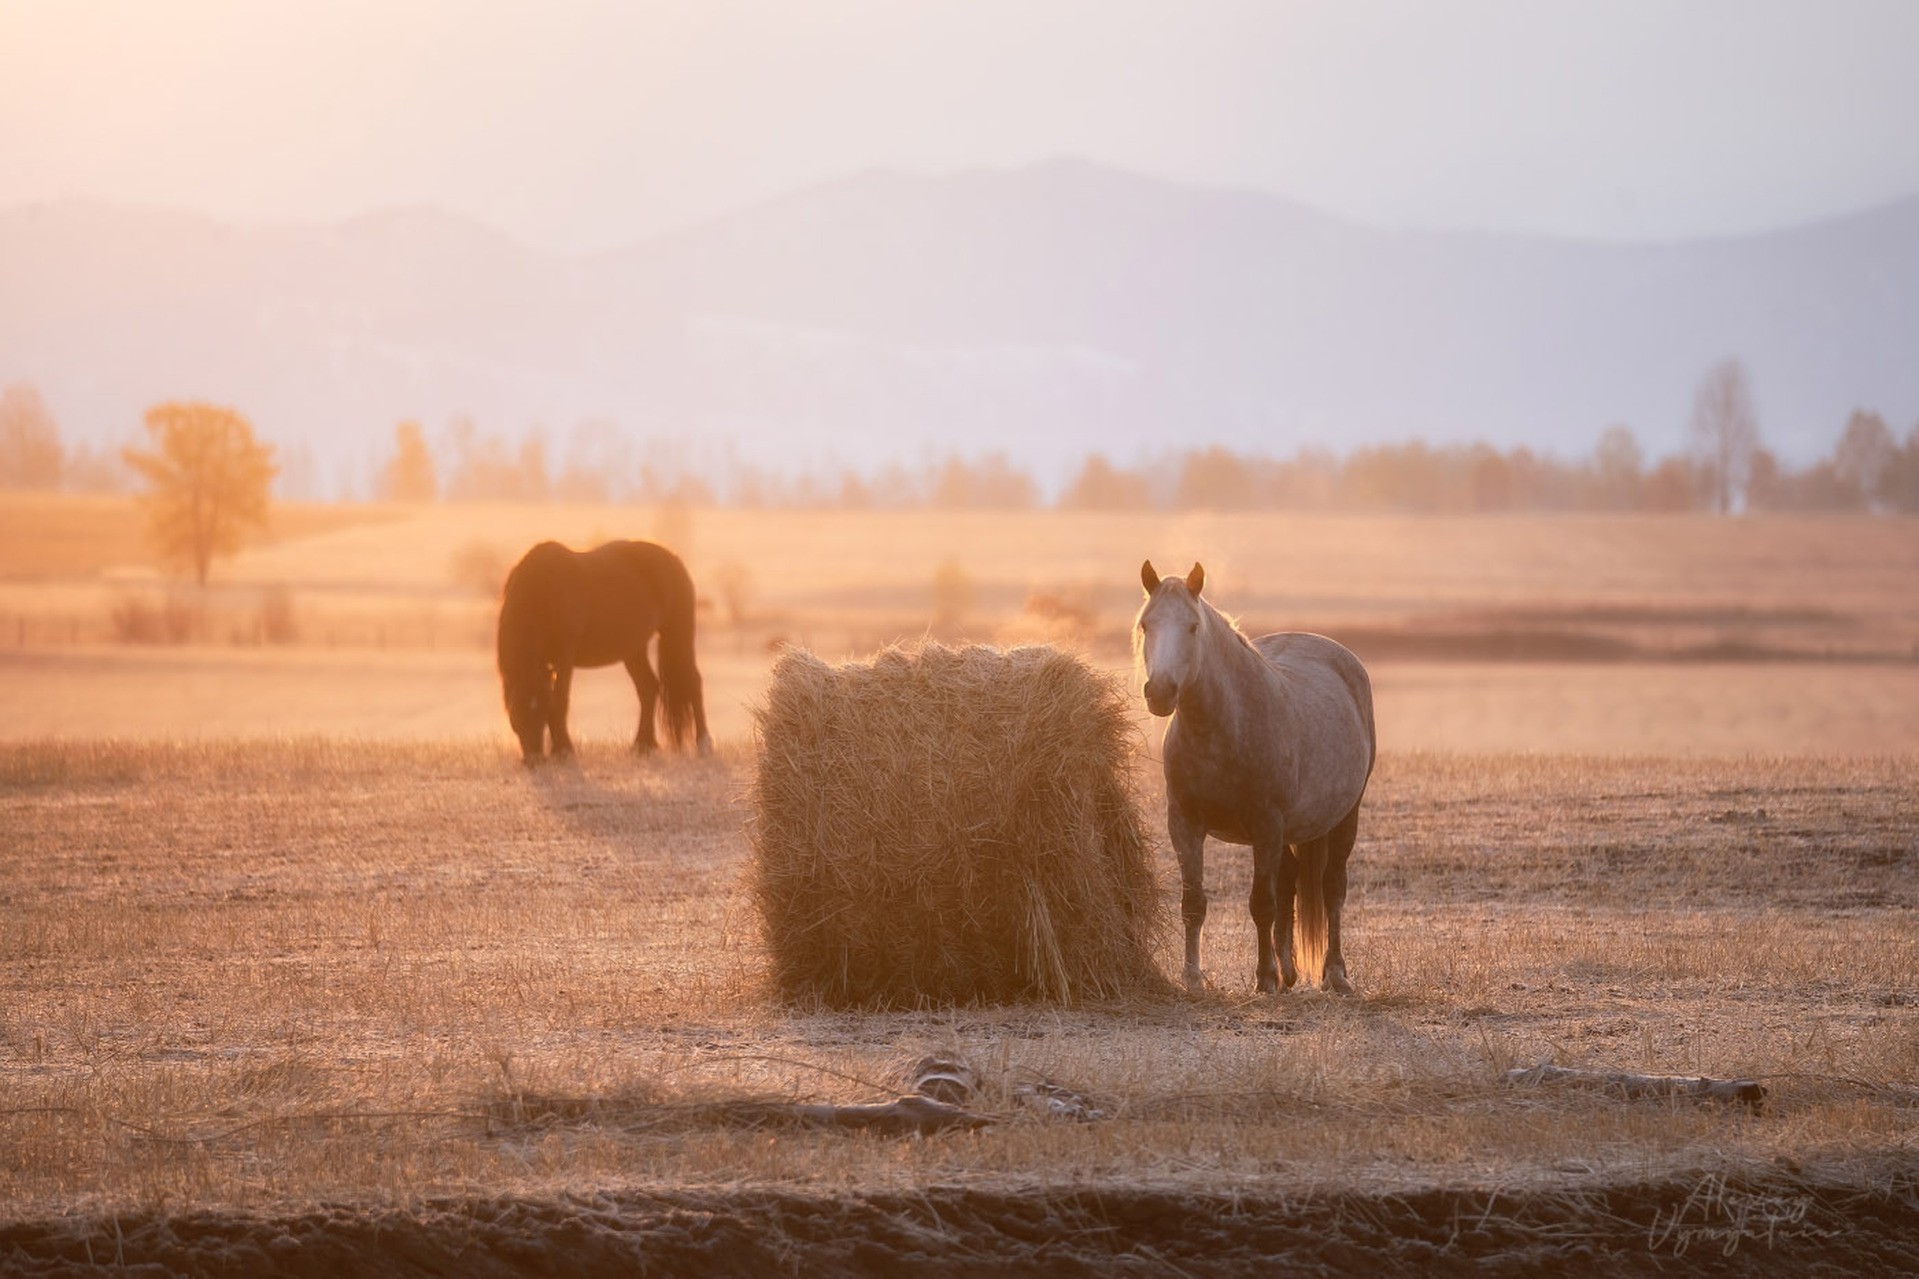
[6,1175,1919,1277]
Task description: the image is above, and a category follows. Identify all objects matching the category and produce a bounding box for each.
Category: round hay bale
[749,642,1168,1007]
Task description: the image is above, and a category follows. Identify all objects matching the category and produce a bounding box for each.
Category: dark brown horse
[497,540,712,763]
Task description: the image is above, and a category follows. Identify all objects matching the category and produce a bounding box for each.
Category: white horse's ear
[1186,563,1205,595]
[1141,560,1160,594]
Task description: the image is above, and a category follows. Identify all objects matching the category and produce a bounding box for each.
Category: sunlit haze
[4,0,1918,250]
[3,1,1919,483]
[6,4,1919,1261]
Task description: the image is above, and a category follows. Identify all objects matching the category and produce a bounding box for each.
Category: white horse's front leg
[1169,804,1208,991]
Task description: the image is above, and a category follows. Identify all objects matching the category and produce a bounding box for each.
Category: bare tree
[1593,424,1643,510]
[1060,454,1150,510]
[1883,422,1919,513]
[1689,359,1761,514]
[0,383,64,489]
[1832,409,1896,508]
[123,402,277,586]
[379,420,438,503]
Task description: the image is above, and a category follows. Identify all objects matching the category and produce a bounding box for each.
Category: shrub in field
[256,585,299,645]
[110,592,198,644]
[930,558,974,635]
[749,642,1167,1007]
[449,540,509,597]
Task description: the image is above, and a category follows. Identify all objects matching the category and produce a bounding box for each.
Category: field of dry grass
[2,498,1917,1271]
[3,499,1917,658]
[2,739,1915,1272]
[6,645,1919,758]
[4,498,1917,760]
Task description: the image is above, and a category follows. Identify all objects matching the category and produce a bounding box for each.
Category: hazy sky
[4,0,1918,253]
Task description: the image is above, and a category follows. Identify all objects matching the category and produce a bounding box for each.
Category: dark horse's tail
[644,546,710,751]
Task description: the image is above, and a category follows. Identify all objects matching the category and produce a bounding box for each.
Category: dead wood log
[1504,1064,1766,1113]
[713,1090,997,1129]
[910,1055,980,1106]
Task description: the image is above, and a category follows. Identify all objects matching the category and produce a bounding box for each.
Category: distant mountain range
[4,159,1915,493]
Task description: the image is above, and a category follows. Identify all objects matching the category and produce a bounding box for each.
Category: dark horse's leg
[1169,803,1208,991]
[690,677,712,756]
[1321,802,1361,995]
[547,664,576,760]
[625,650,660,753]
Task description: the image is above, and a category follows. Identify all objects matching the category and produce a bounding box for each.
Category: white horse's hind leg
[1252,841,1286,993]
[1321,803,1361,995]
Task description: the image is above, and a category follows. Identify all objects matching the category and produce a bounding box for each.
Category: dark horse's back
[500,540,693,663]
[497,540,709,759]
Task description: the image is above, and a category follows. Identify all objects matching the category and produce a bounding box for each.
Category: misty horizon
[13,154,1919,259]
[7,157,1918,495]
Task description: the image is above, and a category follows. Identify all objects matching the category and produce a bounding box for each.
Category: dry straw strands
[749,642,1168,1007]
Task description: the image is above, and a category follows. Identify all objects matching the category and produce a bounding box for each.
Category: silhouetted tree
[0,384,63,489]
[123,402,277,586]
[445,425,551,501]
[516,432,551,502]
[379,421,438,503]
[1176,446,1258,510]
[932,454,1037,509]
[930,557,974,634]
[1468,445,1514,511]
[276,441,319,501]
[1690,359,1761,514]
[1059,454,1150,510]
[1267,449,1340,509]
[1881,423,1919,513]
[555,421,630,504]
[63,441,127,493]
[1593,425,1643,510]
[1642,456,1701,512]
[836,470,873,509]
[1832,409,1896,509]
[1746,449,1787,511]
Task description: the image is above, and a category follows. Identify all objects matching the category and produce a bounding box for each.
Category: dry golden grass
[0,493,400,580]
[751,644,1164,1006]
[6,646,1919,758]
[3,499,1917,1267]
[3,498,1916,657]
[2,740,1914,1227]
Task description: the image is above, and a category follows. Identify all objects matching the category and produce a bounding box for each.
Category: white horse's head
[1136,560,1206,717]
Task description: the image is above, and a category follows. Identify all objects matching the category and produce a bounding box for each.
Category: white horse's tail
[1294,840,1328,986]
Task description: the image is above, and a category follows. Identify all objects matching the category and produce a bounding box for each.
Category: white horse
[1137,561,1375,994]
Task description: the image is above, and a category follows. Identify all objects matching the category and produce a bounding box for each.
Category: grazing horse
[497,540,713,763]
[1136,561,1375,994]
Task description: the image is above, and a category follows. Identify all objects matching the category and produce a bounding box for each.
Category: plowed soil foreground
[6,1176,1918,1278]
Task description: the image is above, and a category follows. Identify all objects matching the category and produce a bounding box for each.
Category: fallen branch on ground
[729,1094,992,1135]
[1504,1064,1766,1113]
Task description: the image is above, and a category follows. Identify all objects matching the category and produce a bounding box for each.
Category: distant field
[1,499,1916,659]
[1,742,1914,1271]
[0,492,400,580]
[4,646,1919,756]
